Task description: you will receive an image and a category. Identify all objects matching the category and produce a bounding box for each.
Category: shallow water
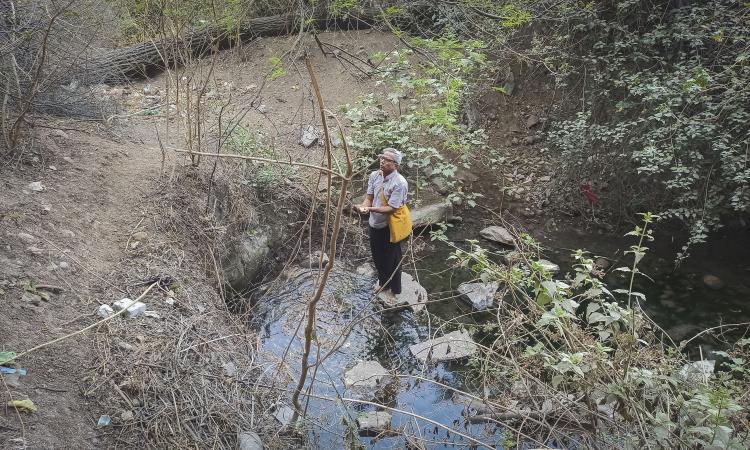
[252,224,749,448]
[252,268,506,449]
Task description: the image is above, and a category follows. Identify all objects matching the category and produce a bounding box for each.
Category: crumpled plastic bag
[7,399,37,412]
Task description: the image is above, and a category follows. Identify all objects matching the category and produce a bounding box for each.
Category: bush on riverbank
[436,214,750,448]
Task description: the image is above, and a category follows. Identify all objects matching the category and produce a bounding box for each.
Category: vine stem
[289,57,353,424]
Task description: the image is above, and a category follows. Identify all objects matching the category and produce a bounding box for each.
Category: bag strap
[377,170,404,208]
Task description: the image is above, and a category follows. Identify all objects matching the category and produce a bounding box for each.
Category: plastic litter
[97,415,112,427]
[0,367,27,376]
[8,399,36,412]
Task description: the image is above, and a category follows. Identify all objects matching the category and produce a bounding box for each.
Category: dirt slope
[0,122,167,447]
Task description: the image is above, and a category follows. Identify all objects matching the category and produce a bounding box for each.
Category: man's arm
[365,204,396,214]
[358,194,391,214]
[358,194,396,214]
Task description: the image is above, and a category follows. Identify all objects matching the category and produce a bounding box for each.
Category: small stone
[17,233,36,243]
[59,261,70,270]
[143,84,159,95]
[537,259,560,274]
[97,304,114,318]
[245,84,258,91]
[51,129,69,139]
[523,136,538,145]
[63,156,74,164]
[538,175,551,182]
[357,411,392,431]
[238,431,264,450]
[113,298,147,317]
[48,165,57,171]
[131,231,148,242]
[702,274,724,290]
[594,257,610,271]
[299,125,319,148]
[117,341,136,351]
[41,205,51,214]
[272,404,294,426]
[356,263,375,277]
[120,410,134,422]
[479,226,515,246]
[458,282,500,310]
[678,360,715,381]
[309,250,329,267]
[257,104,268,114]
[165,297,175,306]
[526,114,540,128]
[28,181,45,192]
[431,177,450,195]
[143,311,160,319]
[26,246,44,256]
[223,361,238,377]
[22,291,43,306]
[61,230,75,238]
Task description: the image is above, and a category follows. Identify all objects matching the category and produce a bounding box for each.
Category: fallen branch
[167,148,350,179]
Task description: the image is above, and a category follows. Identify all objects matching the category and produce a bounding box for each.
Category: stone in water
[343,360,389,388]
[410,330,477,363]
[458,282,499,310]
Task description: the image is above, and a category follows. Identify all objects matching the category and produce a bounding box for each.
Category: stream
[250,223,750,448]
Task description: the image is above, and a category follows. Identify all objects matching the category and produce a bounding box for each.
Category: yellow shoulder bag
[379,185,412,243]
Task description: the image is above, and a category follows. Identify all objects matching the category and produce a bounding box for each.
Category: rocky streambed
[248,262,510,449]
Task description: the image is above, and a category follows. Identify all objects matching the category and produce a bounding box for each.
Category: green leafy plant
[267,55,286,81]
[435,215,750,447]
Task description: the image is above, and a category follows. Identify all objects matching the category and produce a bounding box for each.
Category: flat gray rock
[411,201,453,228]
[357,411,392,431]
[377,272,427,312]
[343,360,389,388]
[480,226,515,246]
[458,282,499,310]
[410,330,477,363]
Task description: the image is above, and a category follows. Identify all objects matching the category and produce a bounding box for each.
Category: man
[357,148,408,300]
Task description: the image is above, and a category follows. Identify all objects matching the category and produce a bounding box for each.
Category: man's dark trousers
[369,225,402,294]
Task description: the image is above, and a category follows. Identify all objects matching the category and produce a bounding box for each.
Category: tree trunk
[84,10,376,84]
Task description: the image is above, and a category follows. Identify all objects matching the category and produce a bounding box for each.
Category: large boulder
[224,231,271,292]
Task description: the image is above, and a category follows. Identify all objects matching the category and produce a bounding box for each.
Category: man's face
[379,151,397,172]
